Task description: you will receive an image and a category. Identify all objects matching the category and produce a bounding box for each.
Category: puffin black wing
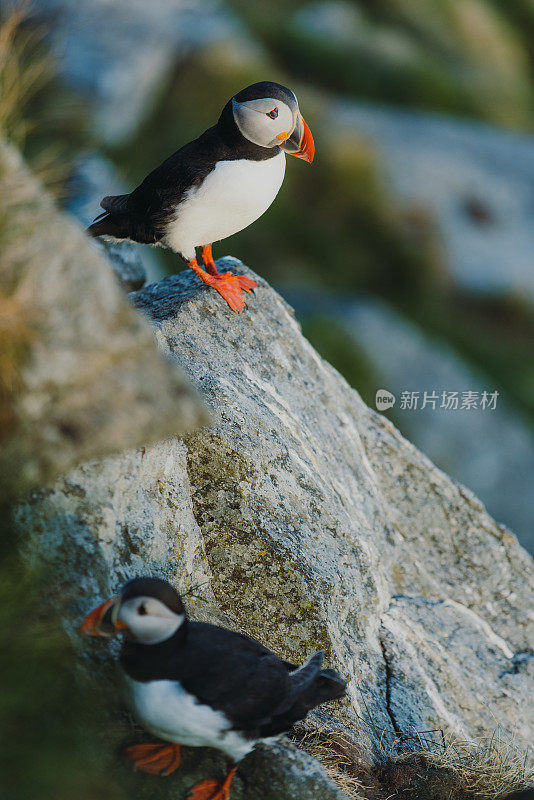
[85,124,244,244]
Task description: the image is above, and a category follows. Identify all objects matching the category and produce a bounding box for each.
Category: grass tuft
[387,733,534,800]
[0,1,89,442]
[293,724,371,800]
[293,720,533,800]
[0,1,87,194]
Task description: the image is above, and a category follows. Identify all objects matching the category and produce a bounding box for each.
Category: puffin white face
[232,96,296,148]
[116,595,185,645]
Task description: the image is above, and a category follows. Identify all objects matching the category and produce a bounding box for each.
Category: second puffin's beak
[80,596,126,637]
[278,114,315,163]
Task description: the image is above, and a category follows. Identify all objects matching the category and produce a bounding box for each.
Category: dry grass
[0,142,40,440]
[0,2,80,438]
[387,733,534,800]
[0,3,53,140]
[293,724,371,799]
[0,1,86,193]
[293,718,533,800]
[0,290,35,437]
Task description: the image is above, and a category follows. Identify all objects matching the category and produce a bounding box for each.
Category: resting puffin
[87,81,315,313]
[81,577,346,800]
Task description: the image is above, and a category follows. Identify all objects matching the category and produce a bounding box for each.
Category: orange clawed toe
[235,274,257,294]
[123,742,182,776]
[187,254,257,313]
[124,742,237,798]
[187,767,237,800]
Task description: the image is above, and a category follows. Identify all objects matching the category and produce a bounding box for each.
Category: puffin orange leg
[199,248,258,297]
[199,246,257,294]
[200,244,219,276]
[186,766,237,800]
[123,742,182,776]
[186,257,249,313]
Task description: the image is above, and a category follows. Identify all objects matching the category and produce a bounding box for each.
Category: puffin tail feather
[289,652,347,705]
[86,213,123,239]
[313,667,348,704]
[289,651,324,694]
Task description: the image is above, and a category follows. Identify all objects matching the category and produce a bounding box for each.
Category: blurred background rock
[10,0,531,551]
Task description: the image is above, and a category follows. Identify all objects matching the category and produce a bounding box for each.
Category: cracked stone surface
[286,289,534,554]
[380,596,534,746]
[16,260,534,796]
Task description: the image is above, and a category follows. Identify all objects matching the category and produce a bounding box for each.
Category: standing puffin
[87,82,315,313]
[81,577,346,800]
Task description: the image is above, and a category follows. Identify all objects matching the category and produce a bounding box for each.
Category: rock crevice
[378,627,401,736]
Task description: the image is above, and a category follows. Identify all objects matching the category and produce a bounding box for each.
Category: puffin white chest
[164,151,286,259]
[123,675,255,762]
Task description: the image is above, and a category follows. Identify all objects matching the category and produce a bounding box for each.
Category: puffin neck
[216,101,280,161]
[120,616,188,681]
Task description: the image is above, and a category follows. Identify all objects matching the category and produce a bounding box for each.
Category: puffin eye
[138,604,147,616]
[266,108,278,119]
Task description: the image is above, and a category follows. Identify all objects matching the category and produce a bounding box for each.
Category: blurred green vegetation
[0,4,88,194]
[229,0,534,128]
[0,522,126,800]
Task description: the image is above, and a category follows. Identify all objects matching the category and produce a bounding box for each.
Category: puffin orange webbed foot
[200,244,219,277]
[186,258,247,313]
[199,245,256,294]
[186,257,256,312]
[187,766,237,800]
[123,742,182,776]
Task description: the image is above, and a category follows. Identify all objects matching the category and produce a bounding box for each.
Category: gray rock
[0,140,208,499]
[337,102,534,301]
[16,260,534,793]
[238,740,354,799]
[95,238,147,293]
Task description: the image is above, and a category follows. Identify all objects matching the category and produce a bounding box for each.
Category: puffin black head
[223,81,315,163]
[80,577,186,645]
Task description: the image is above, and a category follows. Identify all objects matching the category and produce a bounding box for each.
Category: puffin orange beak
[80,596,126,637]
[279,114,315,163]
